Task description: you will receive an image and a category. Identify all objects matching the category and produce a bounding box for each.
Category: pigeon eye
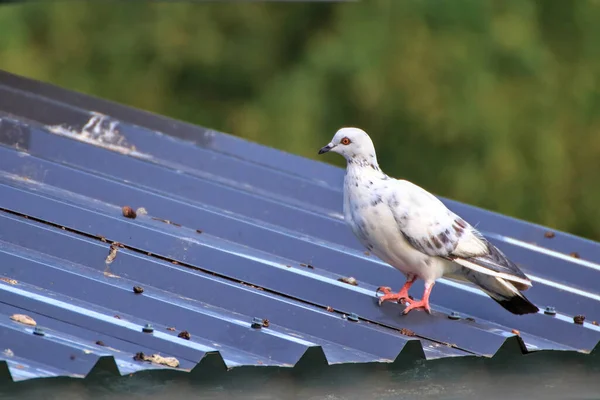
[341,137,351,145]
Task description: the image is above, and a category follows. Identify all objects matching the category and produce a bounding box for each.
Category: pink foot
[376,286,411,306]
[402,282,435,315]
[402,298,432,314]
[376,276,416,306]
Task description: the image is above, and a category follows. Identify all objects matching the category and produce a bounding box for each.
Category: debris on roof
[0,69,599,382]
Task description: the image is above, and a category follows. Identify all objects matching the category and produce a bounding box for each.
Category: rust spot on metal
[399,328,415,337]
[167,327,176,331]
[262,319,270,328]
[122,206,137,219]
[0,277,18,285]
[511,329,520,336]
[95,340,105,346]
[133,286,144,294]
[97,235,107,243]
[338,276,358,286]
[326,306,334,312]
[195,229,203,234]
[172,261,179,265]
[544,231,555,239]
[177,330,191,340]
[592,321,598,326]
[574,315,585,324]
[570,252,580,259]
[299,263,315,269]
[364,251,370,256]
[114,315,121,319]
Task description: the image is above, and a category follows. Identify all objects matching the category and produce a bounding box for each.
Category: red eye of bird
[341,137,351,145]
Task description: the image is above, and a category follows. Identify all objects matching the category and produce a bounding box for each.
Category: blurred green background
[1,0,599,240]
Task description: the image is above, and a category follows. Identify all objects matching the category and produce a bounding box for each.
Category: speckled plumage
[319,127,539,315]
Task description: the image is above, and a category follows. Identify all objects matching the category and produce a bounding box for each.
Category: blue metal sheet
[0,70,344,189]
[0,70,599,382]
[0,218,419,364]
[0,146,598,327]
[2,77,598,263]
[0,180,511,356]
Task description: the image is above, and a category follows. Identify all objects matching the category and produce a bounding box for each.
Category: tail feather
[464,271,539,315]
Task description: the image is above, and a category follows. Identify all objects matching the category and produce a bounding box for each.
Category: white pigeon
[318,127,539,315]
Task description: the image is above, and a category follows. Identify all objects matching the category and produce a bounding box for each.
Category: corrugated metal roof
[0,69,598,382]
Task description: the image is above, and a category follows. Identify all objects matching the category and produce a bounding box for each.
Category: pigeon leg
[377,276,416,306]
[402,282,434,315]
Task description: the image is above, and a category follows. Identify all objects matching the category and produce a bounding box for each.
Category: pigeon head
[318,127,379,167]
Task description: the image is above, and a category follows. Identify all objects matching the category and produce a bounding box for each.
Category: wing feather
[384,179,532,288]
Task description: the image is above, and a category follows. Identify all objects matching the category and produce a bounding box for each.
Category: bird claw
[401,299,432,315]
[376,286,392,295]
[376,286,410,306]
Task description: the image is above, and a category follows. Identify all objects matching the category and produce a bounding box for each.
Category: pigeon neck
[347,156,382,174]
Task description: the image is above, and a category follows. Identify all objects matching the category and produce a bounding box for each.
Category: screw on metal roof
[33,327,45,336]
[544,306,557,316]
[347,313,359,322]
[142,324,154,333]
[448,312,461,320]
[251,317,263,329]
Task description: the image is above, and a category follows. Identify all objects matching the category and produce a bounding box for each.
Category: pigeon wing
[384,180,532,288]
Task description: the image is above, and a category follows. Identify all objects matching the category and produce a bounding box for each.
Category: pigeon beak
[318,143,334,155]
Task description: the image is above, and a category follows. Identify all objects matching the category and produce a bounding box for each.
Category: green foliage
[1,0,599,240]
